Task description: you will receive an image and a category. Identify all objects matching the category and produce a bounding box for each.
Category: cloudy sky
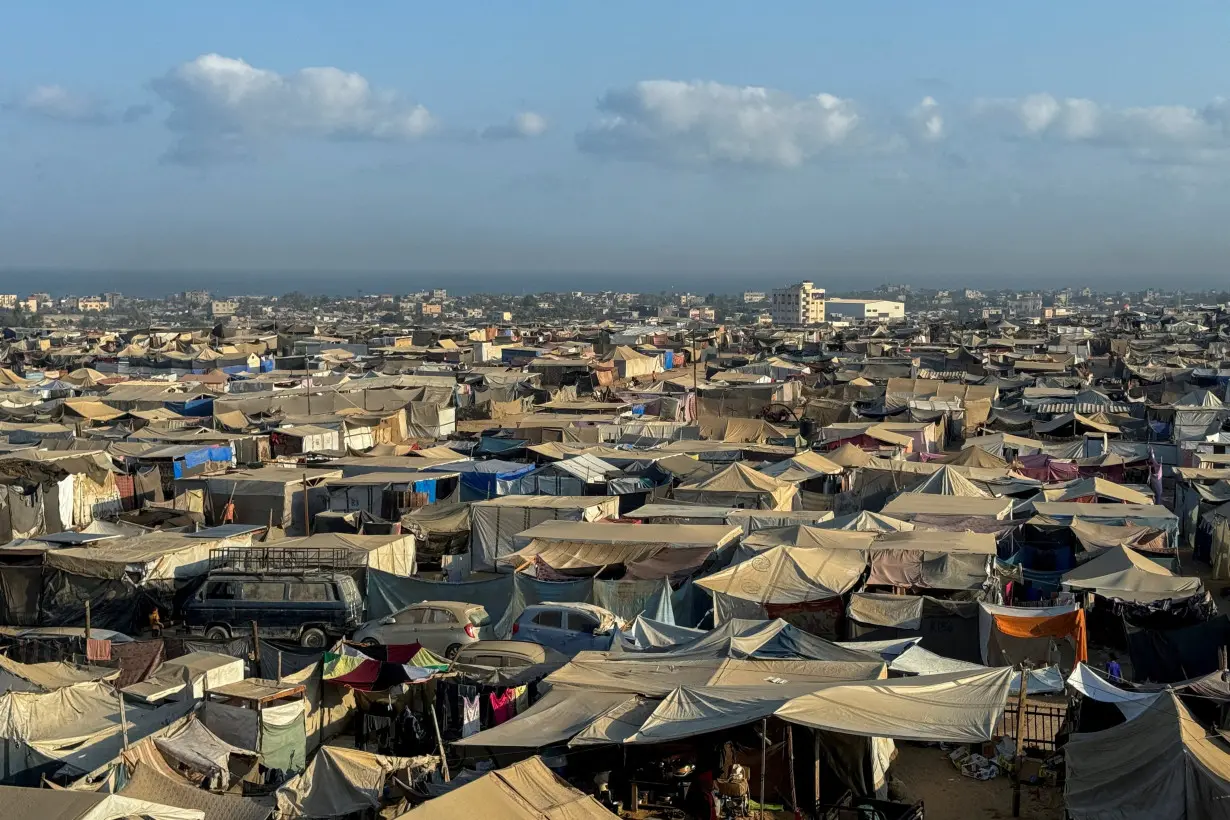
[4,1,1230,291]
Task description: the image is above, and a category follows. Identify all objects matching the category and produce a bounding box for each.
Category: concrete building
[770,281,826,325]
[742,291,767,303]
[211,300,239,318]
[0,295,16,310]
[824,298,905,321]
[77,296,111,312]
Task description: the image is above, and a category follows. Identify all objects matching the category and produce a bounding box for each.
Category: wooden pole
[251,620,261,668]
[786,725,797,815]
[1012,664,1030,818]
[302,472,311,536]
[277,651,283,681]
[84,599,91,648]
[429,701,451,782]
[759,717,768,820]
[117,685,130,751]
[813,730,821,816]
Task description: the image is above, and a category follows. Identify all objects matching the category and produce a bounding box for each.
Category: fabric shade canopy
[775,667,1014,743]
[697,545,866,604]
[1061,545,1202,603]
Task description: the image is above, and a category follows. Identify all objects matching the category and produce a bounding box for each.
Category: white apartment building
[824,298,905,321]
[211,300,239,318]
[770,281,826,325]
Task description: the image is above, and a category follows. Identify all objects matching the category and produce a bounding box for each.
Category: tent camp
[741,525,877,552]
[276,745,438,819]
[469,495,621,571]
[1060,545,1202,603]
[673,462,799,511]
[881,493,1013,521]
[198,467,342,535]
[1064,692,1230,819]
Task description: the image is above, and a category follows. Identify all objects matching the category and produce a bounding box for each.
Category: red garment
[489,688,515,725]
[86,638,111,661]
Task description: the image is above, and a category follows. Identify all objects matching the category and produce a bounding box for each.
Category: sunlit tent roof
[276,745,436,819]
[1064,692,1230,820]
[907,465,992,498]
[0,786,203,820]
[817,511,915,532]
[826,442,874,468]
[696,545,867,604]
[674,462,799,511]
[741,525,877,552]
[394,756,615,820]
[758,450,843,481]
[881,494,1013,520]
[1061,544,1203,602]
[941,445,1009,469]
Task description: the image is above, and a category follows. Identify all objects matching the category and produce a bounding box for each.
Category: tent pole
[252,620,261,669]
[786,725,797,814]
[1012,663,1030,817]
[430,700,451,782]
[84,599,91,648]
[813,729,821,818]
[759,717,767,820]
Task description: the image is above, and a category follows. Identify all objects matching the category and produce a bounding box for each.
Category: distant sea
[0,269,819,298]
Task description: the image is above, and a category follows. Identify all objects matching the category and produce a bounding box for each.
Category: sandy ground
[890,744,1064,820]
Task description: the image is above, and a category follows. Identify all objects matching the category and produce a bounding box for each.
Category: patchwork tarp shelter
[199,467,341,535]
[260,532,417,576]
[889,645,1063,694]
[631,618,880,664]
[979,601,1088,667]
[673,462,799,511]
[394,756,616,819]
[276,745,438,819]
[470,495,621,571]
[846,593,982,663]
[427,460,536,502]
[117,764,270,820]
[0,786,203,820]
[1031,502,1179,547]
[1061,544,1203,603]
[1064,692,1230,820]
[1066,663,1162,721]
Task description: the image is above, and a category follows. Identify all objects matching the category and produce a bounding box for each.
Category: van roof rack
[209,546,363,573]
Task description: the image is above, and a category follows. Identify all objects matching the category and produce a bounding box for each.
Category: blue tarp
[172,445,233,478]
[412,479,437,505]
[165,395,215,417]
[428,460,536,502]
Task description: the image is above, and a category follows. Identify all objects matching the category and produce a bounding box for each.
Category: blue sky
[3,2,1230,291]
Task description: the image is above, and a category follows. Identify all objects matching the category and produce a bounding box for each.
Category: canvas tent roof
[1044,477,1154,505]
[1064,692,1230,820]
[758,451,843,481]
[0,655,118,693]
[1061,545,1203,602]
[635,618,882,664]
[696,545,867,604]
[276,745,437,819]
[742,525,877,552]
[827,442,873,468]
[818,511,915,532]
[511,520,741,548]
[907,465,992,498]
[394,756,615,820]
[676,461,797,493]
[0,786,203,820]
[881,494,1013,520]
[774,666,1014,743]
[119,765,270,820]
[941,446,1009,469]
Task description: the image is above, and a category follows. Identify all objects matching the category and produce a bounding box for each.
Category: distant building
[211,300,239,318]
[420,303,443,317]
[963,289,984,300]
[20,297,38,313]
[103,292,123,307]
[76,296,111,312]
[1007,296,1044,318]
[742,291,767,303]
[0,295,16,310]
[771,281,826,325]
[182,290,211,305]
[431,289,448,300]
[824,298,904,322]
[30,293,52,309]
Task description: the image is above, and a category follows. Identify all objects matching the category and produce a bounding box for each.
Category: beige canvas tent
[395,756,615,819]
[1060,545,1202,603]
[674,462,799,511]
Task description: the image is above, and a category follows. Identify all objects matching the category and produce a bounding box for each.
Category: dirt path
[890,744,1064,820]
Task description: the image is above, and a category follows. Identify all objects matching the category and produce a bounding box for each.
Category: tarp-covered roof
[827,442,873,468]
[908,465,992,497]
[1065,692,1230,820]
[277,745,437,819]
[1061,545,1203,602]
[394,756,615,820]
[696,545,867,604]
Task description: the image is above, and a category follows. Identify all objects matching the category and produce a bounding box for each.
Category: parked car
[511,603,626,656]
[351,601,491,658]
[452,640,568,669]
[183,570,362,648]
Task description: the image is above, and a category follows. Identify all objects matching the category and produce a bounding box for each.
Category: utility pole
[1012,663,1031,817]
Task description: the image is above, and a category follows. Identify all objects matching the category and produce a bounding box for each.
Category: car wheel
[444,643,461,659]
[300,628,328,649]
[204,625,230,641]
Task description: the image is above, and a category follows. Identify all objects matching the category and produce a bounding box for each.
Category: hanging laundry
[461,696,481,738]
[86,638,112,661]
[489,689,515,725]
[513,685,529,715]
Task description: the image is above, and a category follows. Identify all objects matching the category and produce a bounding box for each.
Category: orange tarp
[992,608,1087,664]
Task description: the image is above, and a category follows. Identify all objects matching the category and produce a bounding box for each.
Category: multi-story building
[77,296,111,312]
[0,295,17,310]
[824,298,905,322]
[770,281,826,325]
[211,300,239,318]
[420,303,442,317]
[182,290,211,305]
[431,289,448,300]
[742,291,767,303]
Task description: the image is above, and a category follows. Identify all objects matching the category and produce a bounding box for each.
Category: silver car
[352,601,491,658]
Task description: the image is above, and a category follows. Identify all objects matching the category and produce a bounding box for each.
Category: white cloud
[9,85,111,123]
[912,96,944,142]
[482,111,548,140]
[150,54,436,163]
[577,80,861,167]
[973,93,1230,161]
